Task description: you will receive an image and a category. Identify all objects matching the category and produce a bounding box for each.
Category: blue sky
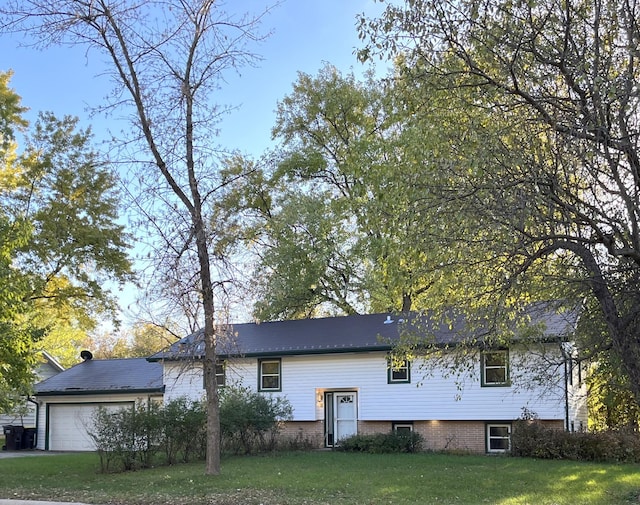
[0,0,392,325]
[1,0,388,158]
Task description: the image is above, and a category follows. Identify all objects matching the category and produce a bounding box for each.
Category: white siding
[163,363,206,403]
[1,360,62,429]
[0,404,36,429]
[164,346,567,423]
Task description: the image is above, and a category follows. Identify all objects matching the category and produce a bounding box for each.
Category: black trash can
[22,428,36,450]
[3,425,24,451]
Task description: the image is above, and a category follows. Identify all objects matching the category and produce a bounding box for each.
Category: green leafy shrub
[511,420,640,463]
[88,401,163,472]
[338,431,423,453]
[159,397,206,464]
[88,397,206,473]
[219,386,293,454]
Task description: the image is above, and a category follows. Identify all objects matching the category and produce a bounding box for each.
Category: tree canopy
[0,71,132,409]
[356,0,640,404]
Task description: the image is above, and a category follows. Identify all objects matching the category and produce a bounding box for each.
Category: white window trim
[258,358,281,391]
[486,423,511,453]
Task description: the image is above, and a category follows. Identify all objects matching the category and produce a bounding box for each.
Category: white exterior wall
[1,360,62,429]
[567,363,589,431]
[163,362,206,403]
[35,393,163,450]
[163,347,567,423]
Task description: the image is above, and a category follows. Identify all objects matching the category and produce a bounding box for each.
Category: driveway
[0,451,62,459]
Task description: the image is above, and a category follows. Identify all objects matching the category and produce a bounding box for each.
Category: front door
[324,391,357,447]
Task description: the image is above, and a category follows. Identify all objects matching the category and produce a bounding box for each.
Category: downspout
[560,344,570,431]
[27,396,39,448]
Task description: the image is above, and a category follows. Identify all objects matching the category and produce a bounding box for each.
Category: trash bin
[3,425,24,451]
[22,428,36,450]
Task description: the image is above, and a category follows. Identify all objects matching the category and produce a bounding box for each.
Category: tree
[0,71,132,408]
[1,0,269,474]
[223,64,450,319]
[85,323,177,359]
[358,0,640,404]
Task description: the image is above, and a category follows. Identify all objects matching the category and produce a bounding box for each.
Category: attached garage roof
[34,358,164,396]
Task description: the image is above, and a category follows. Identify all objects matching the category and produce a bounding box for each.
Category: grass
[0,451,639,505]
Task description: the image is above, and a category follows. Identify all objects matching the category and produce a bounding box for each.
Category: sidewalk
[0,502,94,505]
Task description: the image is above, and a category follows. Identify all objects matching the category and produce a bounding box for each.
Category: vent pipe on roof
[384,315,394,324]
[80,350,93,361]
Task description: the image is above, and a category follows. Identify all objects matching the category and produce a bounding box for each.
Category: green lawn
[0,451,638,505]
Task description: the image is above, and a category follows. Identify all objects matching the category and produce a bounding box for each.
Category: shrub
[88,401,162,472]
[511,420,640,463]
[219,386,293,454]
[87,397,206,473]
[338,431,423,454]
[159,397,206,464]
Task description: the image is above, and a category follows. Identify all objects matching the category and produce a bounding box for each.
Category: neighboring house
[0,352,64,429]
[150,308,588,454]
[32,355,164,451]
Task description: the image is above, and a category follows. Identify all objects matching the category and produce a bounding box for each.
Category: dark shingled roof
[148,306,578,362]
[34,358,164,396]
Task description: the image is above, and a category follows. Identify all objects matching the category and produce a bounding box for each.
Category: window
[215,361,226,387]
[392,422,414,434]
[486,423,511,453]
[202,360,226,389]
[387,358,410,384]
[481,350,509,386]
[258,359,281,391]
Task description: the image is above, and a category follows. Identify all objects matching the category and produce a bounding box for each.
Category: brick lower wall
[276,419,564,453]
[278,421,325,448]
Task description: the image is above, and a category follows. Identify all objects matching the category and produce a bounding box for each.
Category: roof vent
[383,315,394,324]
[80,350,93,361]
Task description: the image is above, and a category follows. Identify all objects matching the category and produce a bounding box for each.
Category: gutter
[560,344,570,431]
[35,386,165,397]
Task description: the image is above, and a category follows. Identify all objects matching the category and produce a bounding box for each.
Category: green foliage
[354,0,640,406]
[511,420,640,463]
[159,397,206,464]
[338,431,424,454]
[219,386,293,454]
[88,398,206,473]
[0,73,132,406]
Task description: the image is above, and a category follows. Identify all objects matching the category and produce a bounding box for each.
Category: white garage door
[48,403,133,451]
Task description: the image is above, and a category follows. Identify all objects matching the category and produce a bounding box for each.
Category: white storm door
[334,392,357,443]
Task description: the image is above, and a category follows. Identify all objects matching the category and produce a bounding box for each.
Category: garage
[47,402,133,451]
[34,356,164,451]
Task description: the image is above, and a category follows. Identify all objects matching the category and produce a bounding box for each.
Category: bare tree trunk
[0,0,268,475]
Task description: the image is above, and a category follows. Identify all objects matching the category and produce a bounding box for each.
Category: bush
[159,397,206,464]
[511,420,640,463]
[219,386,293,454]
[87,397,206,473]
[338,431,424,454]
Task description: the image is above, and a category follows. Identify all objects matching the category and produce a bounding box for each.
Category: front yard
[0,450,638,505]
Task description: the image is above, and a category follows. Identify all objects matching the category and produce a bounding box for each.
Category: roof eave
[35,386,165,397]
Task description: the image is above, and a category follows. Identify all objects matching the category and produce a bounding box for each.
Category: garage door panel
[49,403,132,451]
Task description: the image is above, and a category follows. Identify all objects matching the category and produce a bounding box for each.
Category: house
[149,308,587,453]
[0,351,64,430]
[31,307,587,453]
[32,355,163,451]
